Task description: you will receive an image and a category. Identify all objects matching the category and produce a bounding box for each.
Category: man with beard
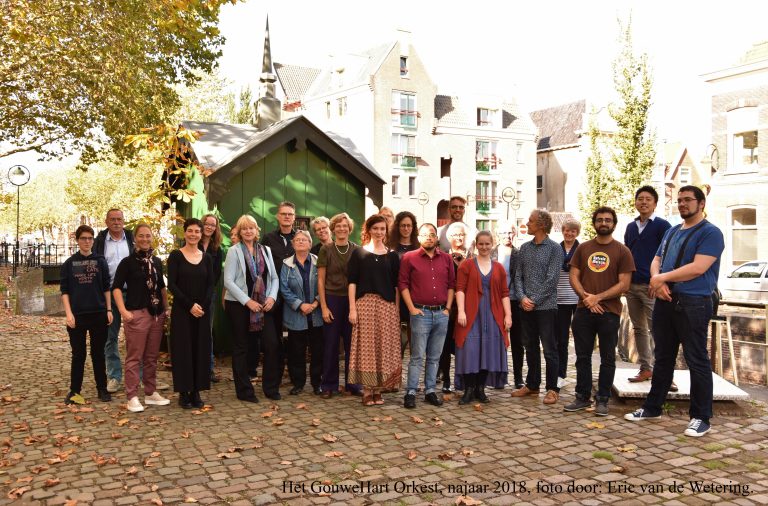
[399,223,455,408]
[565,207,634,416]
[625,186,723,437]
[437,196,477,253]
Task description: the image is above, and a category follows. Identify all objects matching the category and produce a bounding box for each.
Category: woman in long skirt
[168,218,214,409]
[347,214,401,406]
[454,231,512,405]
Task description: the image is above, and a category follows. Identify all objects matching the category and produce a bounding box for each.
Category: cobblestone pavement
[1,312,767,505]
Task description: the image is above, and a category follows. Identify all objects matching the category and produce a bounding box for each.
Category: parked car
[719,260,768,305]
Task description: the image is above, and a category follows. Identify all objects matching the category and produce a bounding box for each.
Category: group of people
[61,184,723,437]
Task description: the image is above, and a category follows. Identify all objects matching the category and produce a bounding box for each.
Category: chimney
[254,15,281,130]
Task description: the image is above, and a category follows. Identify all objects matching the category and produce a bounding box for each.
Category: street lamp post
[8,165,31,277]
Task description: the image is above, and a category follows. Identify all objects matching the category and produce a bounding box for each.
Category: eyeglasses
[451,233,466,237]
[419,233,437,238]
[450,205,465,210]
[594,218,614,224]
[78,236,94,241]
[400,223,413,228]
[677,197,698,205]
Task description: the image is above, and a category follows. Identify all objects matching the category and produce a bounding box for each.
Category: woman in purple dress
[454,231,512,405]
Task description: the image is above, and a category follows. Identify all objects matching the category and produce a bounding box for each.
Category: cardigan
[624,216,671,284]
[454,259,510,349]
[223,243,279,306]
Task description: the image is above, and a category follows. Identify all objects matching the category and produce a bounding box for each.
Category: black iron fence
[0,241,78,276]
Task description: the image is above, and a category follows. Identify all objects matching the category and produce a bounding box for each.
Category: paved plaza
[1,311,767,505]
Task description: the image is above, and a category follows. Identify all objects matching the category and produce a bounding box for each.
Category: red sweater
[454,259,509,348]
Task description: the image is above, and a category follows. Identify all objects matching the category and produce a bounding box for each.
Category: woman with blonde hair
[347,214,401,405]
[223,215,280,403]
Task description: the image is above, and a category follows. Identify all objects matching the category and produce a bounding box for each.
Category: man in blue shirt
[511,209,563,405]
[623,186,672,387]
[625,186,724,437]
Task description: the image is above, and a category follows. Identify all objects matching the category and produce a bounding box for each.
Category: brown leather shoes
[669,380,679,392]
[510,386,540,397]
[543,390,559,405]
[628,369,653,382]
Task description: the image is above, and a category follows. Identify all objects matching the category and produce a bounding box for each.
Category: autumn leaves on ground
[1,291,767,504]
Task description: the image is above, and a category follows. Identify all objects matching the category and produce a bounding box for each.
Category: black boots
[179,392,193,409]
[459,374,475,405]
[191,391,204,409]
[475,371,489,403]
[97,388,112,402]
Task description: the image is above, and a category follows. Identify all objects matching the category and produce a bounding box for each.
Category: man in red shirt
[399,223,456,408]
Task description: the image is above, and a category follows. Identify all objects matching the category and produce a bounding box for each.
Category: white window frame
[475,139,499,172]
[729,206,758,267]
[727,106,759,172]
[679,166,691,185]
[408,175,417,197]
[391,92,417,128]
[337,96,347,117]
[477,108,498,127]
[400,56,409,77]
[391,174,400,197]
[391,133,417,168]
[475,179,498,212]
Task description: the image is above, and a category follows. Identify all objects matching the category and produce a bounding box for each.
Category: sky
[216,0,768,156]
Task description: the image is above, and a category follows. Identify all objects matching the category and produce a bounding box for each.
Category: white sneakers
[144,392,171,406]
[127,393,170,412]
[107,378,122,393]
[557,377,566,389]
[126,396,144,412]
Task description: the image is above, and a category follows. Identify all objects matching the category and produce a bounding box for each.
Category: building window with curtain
[730,206,757,266]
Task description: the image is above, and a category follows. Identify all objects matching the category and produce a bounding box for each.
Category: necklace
[334,242,350,255]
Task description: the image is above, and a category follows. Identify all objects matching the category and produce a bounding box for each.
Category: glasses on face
[419,233,437,238]
[400,223,413,228]
[595,218,614,224]
[450,205,465,210]
[78,236,94,241]
[204,222,217,228]
[451,233,466,237]
[677,197,698,205]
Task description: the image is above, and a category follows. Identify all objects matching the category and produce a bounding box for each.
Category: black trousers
[67,311,108,394]
[226,301,284,399]
[287,325,324,389]
[509,301,524,386]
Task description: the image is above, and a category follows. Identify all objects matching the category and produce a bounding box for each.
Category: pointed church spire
[262,15,273,74]
[254,15,281,130]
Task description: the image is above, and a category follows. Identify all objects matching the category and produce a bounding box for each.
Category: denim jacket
[280,254,323,330]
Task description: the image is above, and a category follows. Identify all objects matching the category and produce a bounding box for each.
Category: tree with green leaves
[0,0,235,162]
[578,114,613,239]
[608,18,656,215]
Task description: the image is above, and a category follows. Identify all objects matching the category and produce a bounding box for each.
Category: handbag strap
[661,220,708,271]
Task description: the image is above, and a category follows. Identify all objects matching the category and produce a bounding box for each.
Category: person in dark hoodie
[60,225,113,404]
[93,208,134,394]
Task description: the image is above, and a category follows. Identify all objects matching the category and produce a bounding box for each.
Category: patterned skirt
[349,294,402,389]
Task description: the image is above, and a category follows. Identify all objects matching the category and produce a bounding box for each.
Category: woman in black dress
[200,213,223,383]
[167,218,214,409]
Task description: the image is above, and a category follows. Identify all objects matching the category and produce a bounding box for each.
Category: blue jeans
[521,309,558,391]
[643,295,713,421]
[407,309,449,395]
[571,308,620,401]
[105,299,123,381]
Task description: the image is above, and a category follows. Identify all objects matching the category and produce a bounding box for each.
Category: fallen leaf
[111,433,122,440]
[126,466,138,475]
[434,420,444,427]
[461,448,474,457]
[150,451,161,458]
[407,450,417,460]
[150,499,163,506]
[116,419,130,427]
[272,418,284,426]
[0,438,11,447]
[67,436,81,444]
[296,403,306,409]
[322,433,338,443]
[7,486,30,499]
[78,407,94,413]
[370,416,380,422]
[217,452,240,459]
[30,465,49,474]
[586,421,605,429]
[143,457,155,468]
[456,495,482,505]
[261,411,274,418]
[438,451,456,460]
[181,430,193,438]
[611,465,626,473]
[325,451,344,458]
[73,415,84,423]
[184,497,198,503]
[394,433,402,440]
[310,419,321,426]
[64,500,78,506]
[16,476,33,483]
[443,393,453,400]
[91,453,119,466]
[24,435,46,445]
[617,445,636,453]
[151,484,159,492]
[473,404,483,412]
[382,416,393,421]
[10,452,23,460]
[43,478,60,488]
[280,460,291,465]
[227,446,244,453]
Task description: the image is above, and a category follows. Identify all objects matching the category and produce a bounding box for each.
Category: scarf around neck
[240,242,266,331]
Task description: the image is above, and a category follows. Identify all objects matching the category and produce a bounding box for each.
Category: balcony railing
[392,154,418,168]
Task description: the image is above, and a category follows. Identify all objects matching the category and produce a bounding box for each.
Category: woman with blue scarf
[224,215,280,403]
[555,219,581,388]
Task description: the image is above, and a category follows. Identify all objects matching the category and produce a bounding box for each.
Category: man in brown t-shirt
[565,206,635,416]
